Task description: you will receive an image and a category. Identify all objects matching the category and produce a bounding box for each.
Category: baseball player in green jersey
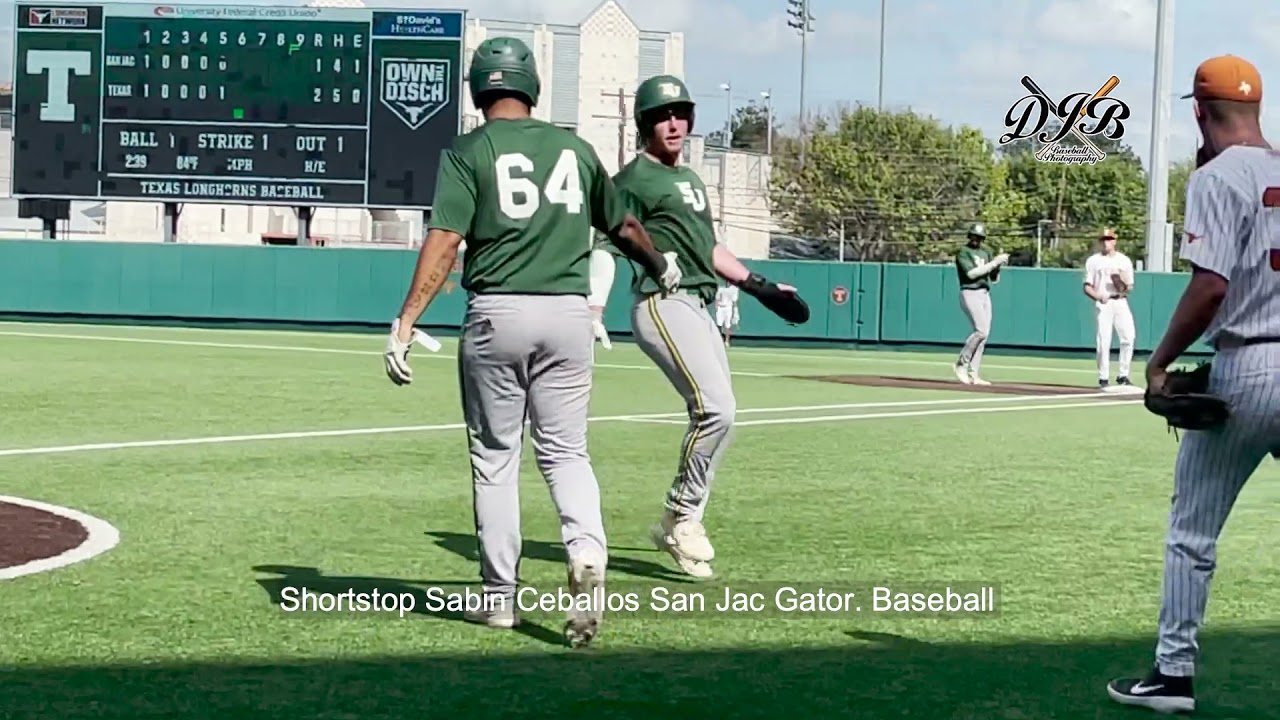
[615,74,809,578]
[382,37,680,647]
[953,223,1008,386]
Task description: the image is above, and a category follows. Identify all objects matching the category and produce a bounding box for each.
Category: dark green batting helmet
[967,222,987,239]
[468,36,540,108]
[634,74,695,137]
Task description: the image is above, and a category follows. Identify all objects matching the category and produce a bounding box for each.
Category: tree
[1166,156,1194,227]
[769,107,1026,263]
[998,128,1149,267]
[729,103,773,153]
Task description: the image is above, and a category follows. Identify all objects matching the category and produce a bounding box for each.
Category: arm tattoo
[402,252,455,315]
[397,231,463,325]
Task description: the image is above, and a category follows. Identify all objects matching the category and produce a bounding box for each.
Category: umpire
[953,223,1008,386]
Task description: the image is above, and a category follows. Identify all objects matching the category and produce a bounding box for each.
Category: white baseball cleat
[564,550,607,648]
[969,375,992,386]
[463,596,521,629]
[651,511,715,574]
[953,362,973,384]
[649,524,715,578]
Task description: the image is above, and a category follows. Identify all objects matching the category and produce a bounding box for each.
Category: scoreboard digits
[105,21,369,124]
[11,4,465,208]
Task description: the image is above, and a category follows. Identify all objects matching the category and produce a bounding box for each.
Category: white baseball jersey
[715,285,739,310]
[1180,145,1280,347]
[1083,251,1134,301]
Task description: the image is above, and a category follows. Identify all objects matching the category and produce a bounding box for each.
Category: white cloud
[1034,0,1157,51]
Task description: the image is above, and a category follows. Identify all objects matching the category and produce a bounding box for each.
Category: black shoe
[1117,376,1132,385]
[1107,667,1195,713]
[1099,379,1111,389]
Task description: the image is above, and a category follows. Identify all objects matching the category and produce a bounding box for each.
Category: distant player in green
[381,37,680,647]
[952,222,1008,386]
[614,74,808,578]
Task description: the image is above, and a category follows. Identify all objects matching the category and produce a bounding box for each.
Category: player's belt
[1211,336,1280,351]
[642,288,706,301]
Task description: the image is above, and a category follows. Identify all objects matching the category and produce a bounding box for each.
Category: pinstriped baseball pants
[1156,344,1280,676]
[630,292,736,521]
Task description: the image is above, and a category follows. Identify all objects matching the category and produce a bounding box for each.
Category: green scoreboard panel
[11,3,465,208]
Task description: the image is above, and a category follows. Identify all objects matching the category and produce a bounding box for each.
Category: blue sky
[450,0,1280,170]
[4,0,1278,169]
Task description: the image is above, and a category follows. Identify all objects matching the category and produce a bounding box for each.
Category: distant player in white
[714,283,740,347]
[1082,227,1138,390]
[1108,55,1280,714]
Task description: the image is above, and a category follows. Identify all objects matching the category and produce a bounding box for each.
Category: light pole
[718,82,731,238]
[761,89,773,155]
[720,82,732,148]
[1145,0,1175,273]
[1036,219,1053,267]
[877,0,886,110]
[786,0,813,167]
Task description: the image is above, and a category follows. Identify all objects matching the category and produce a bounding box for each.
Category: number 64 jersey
[427,117,629,296]
[1180,145,1280,347]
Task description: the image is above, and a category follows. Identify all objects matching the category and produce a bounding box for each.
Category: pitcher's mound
[794,374,1118,396]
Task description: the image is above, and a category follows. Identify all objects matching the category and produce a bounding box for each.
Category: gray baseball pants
[459,293,606,600]
[958,288,992,373]
[630,291,736,521]
[1155,345,1280,676]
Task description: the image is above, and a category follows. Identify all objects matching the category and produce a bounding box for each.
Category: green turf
[0,322,1277,719]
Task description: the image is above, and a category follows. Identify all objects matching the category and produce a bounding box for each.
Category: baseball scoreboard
[10,3,465,208]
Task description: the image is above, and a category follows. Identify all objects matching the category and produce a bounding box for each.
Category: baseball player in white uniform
[714,283,740,346]
[1108,54,1279,714]
[1083,227,1139,391]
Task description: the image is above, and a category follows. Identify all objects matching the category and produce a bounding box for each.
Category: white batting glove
[592,318,612,350]
[384,319,441,386]
[994,253,1010,265]
[385,325,414,386]
[659,251,683,292]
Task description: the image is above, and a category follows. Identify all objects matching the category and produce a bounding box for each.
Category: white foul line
[0,330,778,379]
[0,324,1107,377]
[0,395,1139,459]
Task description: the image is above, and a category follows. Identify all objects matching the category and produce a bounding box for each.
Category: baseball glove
[739,272,810,324]
[1144,363,1229,432]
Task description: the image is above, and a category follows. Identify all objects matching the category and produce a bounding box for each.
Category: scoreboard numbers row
[139,29,364,50]
[143,54,228,71]
[133,54,360,74]
[140,84,226,101]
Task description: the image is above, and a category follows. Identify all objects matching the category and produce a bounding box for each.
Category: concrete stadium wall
[0,239,1207,354]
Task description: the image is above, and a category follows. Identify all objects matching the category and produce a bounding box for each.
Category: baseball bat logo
[999,75,1131,165]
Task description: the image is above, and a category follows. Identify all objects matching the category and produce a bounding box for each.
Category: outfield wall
[0,239,1207,354]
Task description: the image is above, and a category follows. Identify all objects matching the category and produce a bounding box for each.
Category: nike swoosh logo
[1130,682,1164,695]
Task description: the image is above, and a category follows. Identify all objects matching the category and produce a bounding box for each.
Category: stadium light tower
[785,0,814,167]
[1145,0,1176,273]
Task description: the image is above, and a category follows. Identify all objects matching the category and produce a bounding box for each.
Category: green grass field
[2,321,1278,719]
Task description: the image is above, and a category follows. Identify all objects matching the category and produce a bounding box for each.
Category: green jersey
[428,118,628,295]
[613,155,718,300]
[956,245,993,290]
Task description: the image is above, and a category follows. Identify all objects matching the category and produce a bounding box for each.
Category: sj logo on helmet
[658,82,682,98]
[381,58,452,130]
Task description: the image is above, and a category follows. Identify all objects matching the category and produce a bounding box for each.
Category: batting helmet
[967,222,987,239]
[634,74,696,138]
[468,37,540,109]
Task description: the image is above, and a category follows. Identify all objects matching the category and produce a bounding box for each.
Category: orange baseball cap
[1181,55,1262,102]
